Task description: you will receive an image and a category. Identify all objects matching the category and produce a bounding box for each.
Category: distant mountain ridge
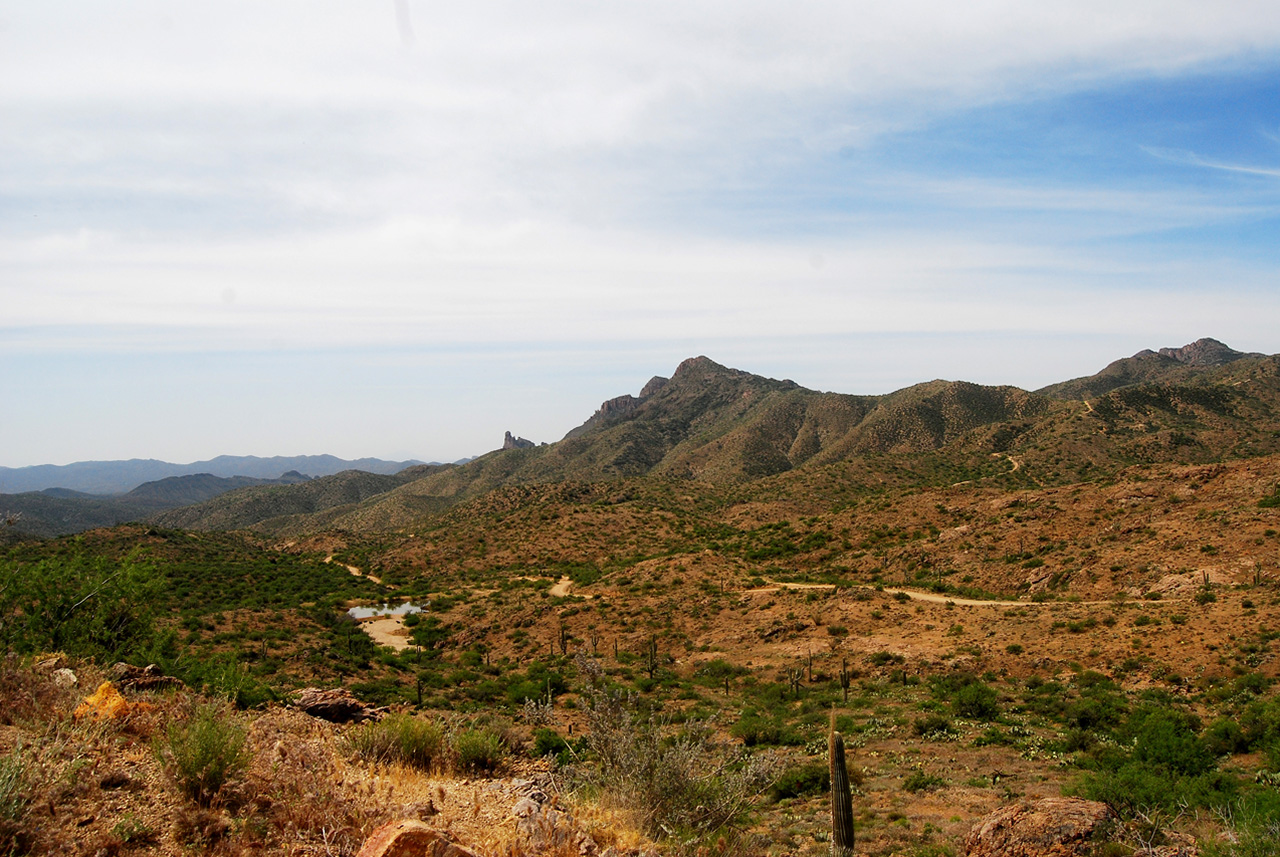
[0,471,314,538]
[1036,337,1263,400]
[0,454,430,495]
[9,338,1280,540]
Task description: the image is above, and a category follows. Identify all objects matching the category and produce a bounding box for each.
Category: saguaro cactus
[829,714,855,857]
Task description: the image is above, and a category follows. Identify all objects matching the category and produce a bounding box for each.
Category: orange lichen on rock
[73,681,150,721]
[356,820,481,857]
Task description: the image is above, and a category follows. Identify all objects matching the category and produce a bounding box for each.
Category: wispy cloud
[1143,146,1280,178]
[3,2,1280,463]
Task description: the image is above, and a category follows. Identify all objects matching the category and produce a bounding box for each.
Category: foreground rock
[292,686,380,722]
[356,820,481,857]
[965,798,1118,857]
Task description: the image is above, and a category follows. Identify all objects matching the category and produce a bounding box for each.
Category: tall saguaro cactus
[829,714,855,857]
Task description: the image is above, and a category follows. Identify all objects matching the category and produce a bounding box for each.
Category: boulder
[292,687,378,723]
[355,820,481,857]
[965,798,1118,857]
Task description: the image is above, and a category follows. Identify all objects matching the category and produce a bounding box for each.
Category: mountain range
[6,338,1278,539]
[0,454,430,495]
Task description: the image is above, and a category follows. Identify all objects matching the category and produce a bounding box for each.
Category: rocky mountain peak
[639,375,669,399]
[502,431,536,450]
[1157,337,1249,367]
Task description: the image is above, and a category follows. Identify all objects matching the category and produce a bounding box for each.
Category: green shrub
[732,715,803,747]
[0,748,28,852]
[1202,792,1280,857]
[913,714,955,738]
[1131,709,1212,777]
[973,726,1013,747]
[576,681,778,840]
[903,769,946,792]
[345,713,443,770]
[952,682,1000,721]
[768,761,830,801]
[531,728,573,765]
[1204,719,1249,756]
[0,750,24,824]
[451,729,504,774]
[157,703,250,806]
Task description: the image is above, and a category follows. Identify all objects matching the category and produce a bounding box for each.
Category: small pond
[347,602,426,620]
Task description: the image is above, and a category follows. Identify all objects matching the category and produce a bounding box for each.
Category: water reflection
[347,602,425,620]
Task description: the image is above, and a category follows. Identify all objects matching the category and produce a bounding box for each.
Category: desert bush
[531,727,573,765]
[1076,705,1238,814]
[952,682,1000,721]
[1239,697,1280,750]
[575,681,778,840]
[157,702,250,806]
[1204,793,1280,857]
[451,728,505,774]
[913,714,955,739]
[902,769,946,792]
[345,713,443,770]
[0,553,161,662]
[1204,718,1249,756]
[1130,709,1212,777]
[0,748,28,851]
[732,714,803,747]
[768,760,829,801]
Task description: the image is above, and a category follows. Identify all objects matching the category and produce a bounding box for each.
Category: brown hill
[150,343,1280,537]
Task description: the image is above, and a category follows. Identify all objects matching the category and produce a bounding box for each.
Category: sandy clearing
[360,616,413,651]
[549,576,574,597]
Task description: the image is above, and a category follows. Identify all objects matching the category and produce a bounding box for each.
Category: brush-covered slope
[1038,337,1265,400]
[0,472,313,537]
[252,358,1059,534]
[142,343,1280,537]
[149,466,445,532]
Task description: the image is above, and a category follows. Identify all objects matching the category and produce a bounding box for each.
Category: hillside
[149,466,447,532]
[0,472,312,538]
[156,343,1280,537]
[4,339,1280,857]
[1037,337,1266,400]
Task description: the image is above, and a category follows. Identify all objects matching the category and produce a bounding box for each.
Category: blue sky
[3,2,1280,468]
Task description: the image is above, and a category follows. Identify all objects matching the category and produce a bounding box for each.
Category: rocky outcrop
[639,375,668,398]
[355,820,481,857]
[291,687,380,723]
[112,662,185,691]
[503,431,537,450]
[964,798,1117,857]
[1158,337,1256,367]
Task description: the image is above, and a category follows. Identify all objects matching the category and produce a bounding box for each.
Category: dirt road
[325,554,382,584]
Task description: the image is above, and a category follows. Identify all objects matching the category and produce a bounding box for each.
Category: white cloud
[3,2,1280,464]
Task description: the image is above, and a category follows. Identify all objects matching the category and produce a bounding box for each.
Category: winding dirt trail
[325,554,382,585]
[748,578,1146,608]
[549,576,574,597]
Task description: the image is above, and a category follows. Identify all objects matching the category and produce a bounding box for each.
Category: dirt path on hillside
[749,578,1142,608]
[325,554,382,584]
[549,576,574,596]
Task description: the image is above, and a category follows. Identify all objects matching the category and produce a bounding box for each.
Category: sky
[3,2,1280,467]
